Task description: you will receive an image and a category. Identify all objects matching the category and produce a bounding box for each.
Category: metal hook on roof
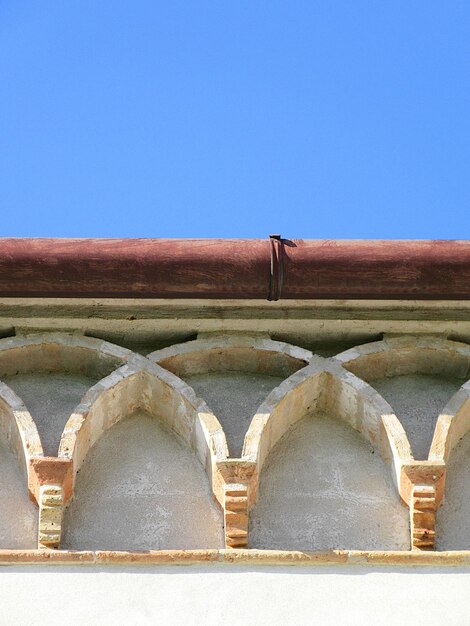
[268,234,284,301]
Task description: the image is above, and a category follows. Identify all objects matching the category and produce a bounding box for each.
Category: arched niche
[59,362,229,490]
[245,358,410,550]
[149,335,312,457]
[243,357,410,483]
[334,336,470,461]
[60,362,225,549]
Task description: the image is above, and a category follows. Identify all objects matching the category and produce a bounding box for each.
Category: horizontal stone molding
[0,548,470,567]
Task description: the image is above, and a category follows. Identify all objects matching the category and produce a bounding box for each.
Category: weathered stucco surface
[436,429,470,550]
[62,411,224,550]
[0,440,37,548]
[183,371,284,457]
[250,411,409,551]
[3,373,95,456]
[372,374,461,460]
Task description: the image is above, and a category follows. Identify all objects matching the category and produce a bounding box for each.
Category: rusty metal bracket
[268,234,284,301]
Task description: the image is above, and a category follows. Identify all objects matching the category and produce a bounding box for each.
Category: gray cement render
[372,374,462,460]
[249,411,410,551]
[437,430,470,550]
[0,440,37,548]
[183,371,284,457]
[62,411,224,550]
[3,373,95,456]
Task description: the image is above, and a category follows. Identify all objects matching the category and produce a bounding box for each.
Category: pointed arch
[58,361,229,501]
[243,356,411,496]
[334,335,470,465]
[246,357,410,550]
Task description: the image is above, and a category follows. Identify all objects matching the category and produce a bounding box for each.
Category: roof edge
[1,237,470,300]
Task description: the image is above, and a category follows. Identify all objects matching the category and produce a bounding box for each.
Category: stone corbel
[216,460,257,548]
[399,461,445,550]
[38,484,64,549]
[224,483,249,548]
[410,485,436,550]
[28,457,73,549]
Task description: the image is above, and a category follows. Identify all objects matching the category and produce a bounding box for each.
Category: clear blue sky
[1,2,469,238]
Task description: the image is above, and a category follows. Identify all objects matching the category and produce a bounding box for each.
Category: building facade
[1,238,470,624]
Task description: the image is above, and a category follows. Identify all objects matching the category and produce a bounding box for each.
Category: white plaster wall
[3,373,95,456]
[372,374,462,460]
[250,412,409,551]
[62,411,224,550]
[183,372,284,457]
[2,564,470,626]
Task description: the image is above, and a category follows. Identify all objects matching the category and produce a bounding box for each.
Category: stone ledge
[2,549,470,567]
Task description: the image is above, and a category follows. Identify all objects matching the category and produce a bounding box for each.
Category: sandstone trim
[1,548,470,567]
[38,484,64,549]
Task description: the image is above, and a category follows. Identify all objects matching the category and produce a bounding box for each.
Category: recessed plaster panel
[436,430,470,550]
[183,372,284,457]
[3,373,95,457]
[372,374,462,460]
[62,411,223,550]
[250,411,409,551]
[0,440,37,548]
